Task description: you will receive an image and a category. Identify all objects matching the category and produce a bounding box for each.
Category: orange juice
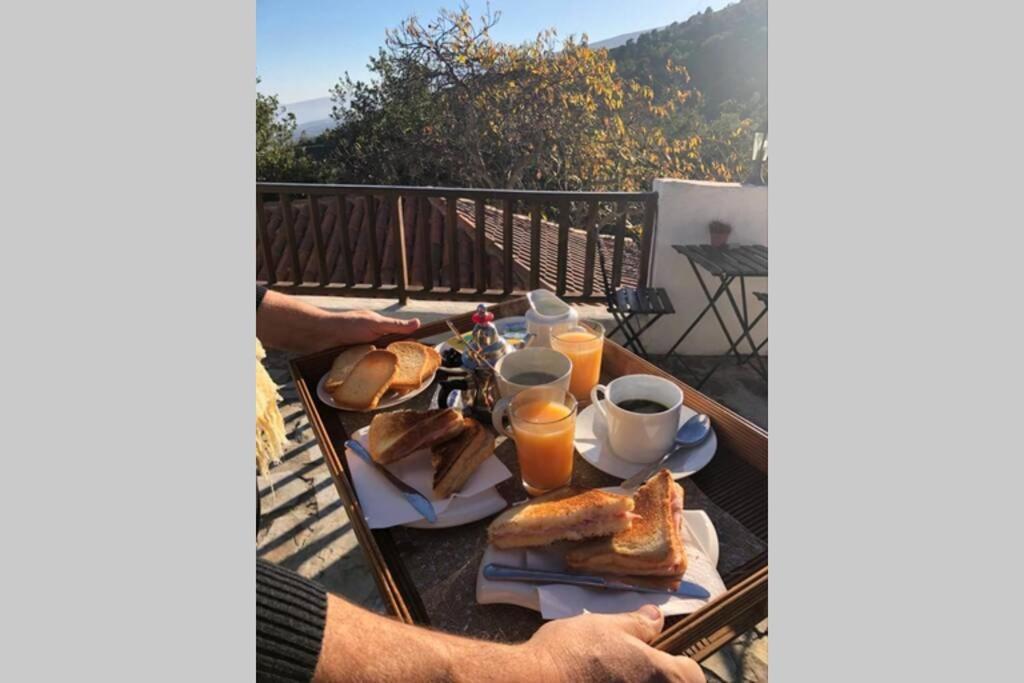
[512,400,576,493]
[551,324,604,401]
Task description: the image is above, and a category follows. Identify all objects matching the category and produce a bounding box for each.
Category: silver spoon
[620,414,712,489]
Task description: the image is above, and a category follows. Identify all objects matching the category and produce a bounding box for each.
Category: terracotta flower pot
[709,221,732,248]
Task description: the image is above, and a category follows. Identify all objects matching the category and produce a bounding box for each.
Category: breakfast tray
[290,297,767,661]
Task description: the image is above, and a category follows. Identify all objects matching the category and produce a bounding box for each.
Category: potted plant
[709,220,733,248]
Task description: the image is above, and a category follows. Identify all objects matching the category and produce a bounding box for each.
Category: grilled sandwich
[487,487,636,550]
[565,470,687,577]
[367,408,466,464]
[431,417,494,497]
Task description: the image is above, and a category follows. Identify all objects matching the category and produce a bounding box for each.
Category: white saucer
[574,403,717,480]
[317,366,436,412]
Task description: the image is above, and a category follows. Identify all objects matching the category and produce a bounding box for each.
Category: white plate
[574,403,717,480]
[404,487,508,529]
[476,504,722,617]
[317,365,436,412]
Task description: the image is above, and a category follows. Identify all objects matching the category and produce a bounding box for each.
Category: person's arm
[311,593,536,682]
[256,289,420,354]
[257,560,704,683]
[313,594,704,683]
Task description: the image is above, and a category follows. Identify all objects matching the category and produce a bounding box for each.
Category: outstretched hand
[324,310,421,347]
[256,289,421,354]
[524,605,705,682]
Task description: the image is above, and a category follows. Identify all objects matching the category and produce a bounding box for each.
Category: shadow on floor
[654,355,767,430]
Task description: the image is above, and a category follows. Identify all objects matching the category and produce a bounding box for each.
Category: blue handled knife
[346,439,438,523]
[483,563,710,599]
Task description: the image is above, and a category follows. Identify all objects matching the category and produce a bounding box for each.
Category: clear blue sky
[257,0,731,104]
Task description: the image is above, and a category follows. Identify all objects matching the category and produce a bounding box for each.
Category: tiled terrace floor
[256,296,767,681]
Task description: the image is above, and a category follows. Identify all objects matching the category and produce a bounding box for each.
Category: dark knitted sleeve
[257,559,327,682]
[257,285,268,309]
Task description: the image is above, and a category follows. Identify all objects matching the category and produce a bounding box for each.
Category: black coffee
[508,372,559,385]
[615,399,670,414]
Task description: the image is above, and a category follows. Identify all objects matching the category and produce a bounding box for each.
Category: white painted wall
[641,179,768,355]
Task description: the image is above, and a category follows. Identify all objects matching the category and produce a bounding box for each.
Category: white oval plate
[476,507,719,614]
[404,487,508,529]
[343,425,512,529]
[317,366,436,412]
[574,403,717,480]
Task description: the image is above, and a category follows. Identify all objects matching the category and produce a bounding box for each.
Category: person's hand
[325,310,420,347]
[522,605,705,682]
[256,289,422,354]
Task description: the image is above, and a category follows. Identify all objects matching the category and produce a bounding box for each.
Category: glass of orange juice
[491,386,578,496]
[550,320,605,402]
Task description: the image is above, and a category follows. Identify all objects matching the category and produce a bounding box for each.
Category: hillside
[609,0,766,121]
[590,26,666,50]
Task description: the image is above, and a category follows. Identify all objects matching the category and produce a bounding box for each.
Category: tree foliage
[259,1,767,189]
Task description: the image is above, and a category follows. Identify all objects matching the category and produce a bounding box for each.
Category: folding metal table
[668,244,768,388]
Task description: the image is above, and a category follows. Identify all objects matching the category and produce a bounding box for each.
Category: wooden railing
[256,183,658,303]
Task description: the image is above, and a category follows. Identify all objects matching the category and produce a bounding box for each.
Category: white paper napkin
[345,425,513,528]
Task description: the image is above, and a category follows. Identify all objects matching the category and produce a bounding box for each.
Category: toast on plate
[421,346,442,382]
[325,344,375,390]
[329,350,399,410]
[386,341,431,391]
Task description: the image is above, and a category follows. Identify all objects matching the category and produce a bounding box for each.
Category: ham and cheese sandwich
[565,469,687,577]
[487,487,636,550]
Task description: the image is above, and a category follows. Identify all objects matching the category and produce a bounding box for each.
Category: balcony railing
[256,183,658,303]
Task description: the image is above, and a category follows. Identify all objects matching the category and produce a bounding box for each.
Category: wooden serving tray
[290,297,767,660]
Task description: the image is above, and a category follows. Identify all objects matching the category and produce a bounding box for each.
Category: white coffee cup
[589,374,684,464]
[494,348,573,398]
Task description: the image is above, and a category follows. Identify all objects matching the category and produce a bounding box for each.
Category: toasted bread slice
[325,344,375,390]
[431,418,494,497]
[421,346,442,382]
[329,350,398,411]
[487,487,635,550]
[565,470,686,576]
[386,341,430,391]
[367,408,466,464]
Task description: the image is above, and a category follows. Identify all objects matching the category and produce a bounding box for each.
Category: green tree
[317,7,753,191]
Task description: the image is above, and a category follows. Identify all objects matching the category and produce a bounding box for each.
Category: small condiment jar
[470,305,512,367]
